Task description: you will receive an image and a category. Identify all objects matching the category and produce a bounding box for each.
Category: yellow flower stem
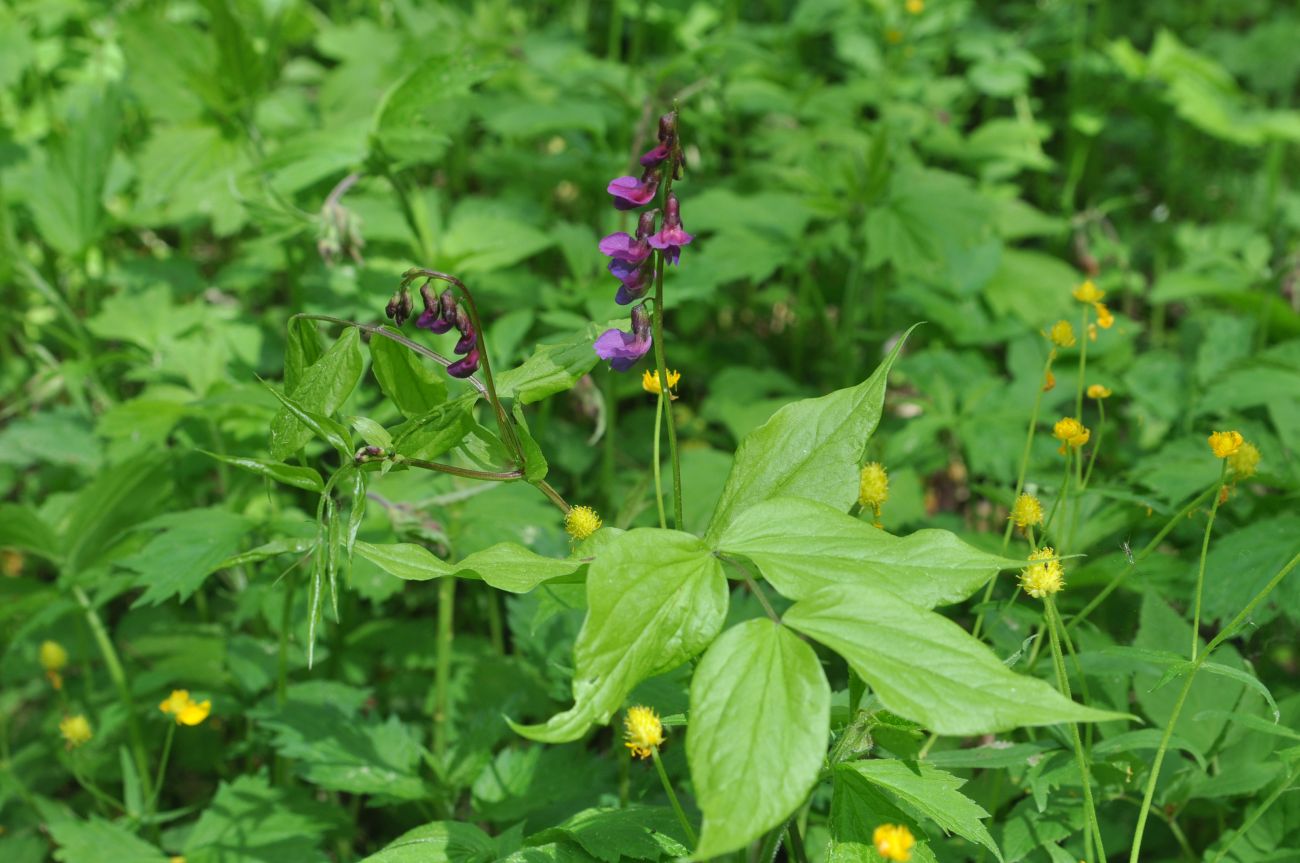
[973,352,1053,641]
[1075,305,1089,420]
[1065,484,1217,634]
[1045,597,1106,860]
[1130,552,1300,863]
[651,747,697,847]
[146,722,176,818]
[73,586,152,804]
[653,391,668,530]
[1191,461,1229,662]
[1081,399,1105,490]
[1040,448,1074,539]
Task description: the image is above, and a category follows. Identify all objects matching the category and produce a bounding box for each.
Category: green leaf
[371,54,487,168]
[392,397,476,461]
[688,619,831,859]
[512,530,728,743]
[183,773,344,863]
[354,541,580,593]
[119,509,252,607]
[201,451,324,492]
[369,329,447,418]
[350,416,393,451]
[705,327,916,543]
[270,327,364,460]
[495,326,605,405]
[719,497,1022,605]
[839,760,1001,859]
[864,168,991,278]
[784,586,1127,734]
[1091,729,1207,769]
[263,380,353,459]
[285,318,326,393]
[60,454,173,573]
[528,807,689,863]
[46,815,168,863]
[0,503,58,561]
[359,822,495,863]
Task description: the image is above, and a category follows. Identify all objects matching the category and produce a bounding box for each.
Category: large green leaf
[495,325,607,405]
[392,397,476,461]
[688,619,830,859]
[512,530,728,743]
[784,586,1127,734]
[359,822,495,863]
[183,773,344,863]
[718,497,1022,606]
[705,327,915,543]
[354,541,581,593]
[528,807,689,863]
[371,54,487,168]
[370,328,447,418]
[60,454,173,573]
[839,761,1000,859]
[0,503,58,561]
[270,327,364,460]
[120,508,252,607]
[45,815,167,863]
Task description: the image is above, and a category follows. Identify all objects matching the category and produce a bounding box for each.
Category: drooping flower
[594,304,653,372]
[1072,279,1104,303]
[642,369,681,396]
[1048,320,1075,348]
[415,286,457,335]
[1208,430,1244,459]
[564,506,602,541]
[607,172,659,210]
[1009,494,1044,530]
[611,261,653,305]
[447,347,480,379]
[1094,302,1114,329]
[624,705,665,759]
[1228,441,1260,478]
[1087,384,1112,399]
[598,232,653,266]
[873,824,915,862]
[647,193,694,265]
[40,640,68,690]
[60,714,93,749]
[159,690,212,727]
[1053,417,1090,453]
[1020,547,1065,599]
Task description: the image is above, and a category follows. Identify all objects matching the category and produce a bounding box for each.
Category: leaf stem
[652,391,667,529]
[652,748,697,847]
[434,577,455,761]
[1191,461,1228,661]
[146,722,175,817]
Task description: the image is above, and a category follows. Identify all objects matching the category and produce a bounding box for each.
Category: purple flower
[416,287,457,333]
[594,305,653,372]
[607,174,659,211]
[598,232,651,265]
[647,193,693,265]
[447,347,480,378]
[640,142,670,167]
[609,259,652,304]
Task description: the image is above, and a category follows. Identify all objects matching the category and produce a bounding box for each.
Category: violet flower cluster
[384,283,480,378]
[594,111,693,372]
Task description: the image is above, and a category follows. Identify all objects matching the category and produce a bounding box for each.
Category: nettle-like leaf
[687,619,830,858]
[718,497,1022,606]
[528,807,690,862]
[119,508,252,607]
[784,585,1127,734]
[354,541,581,593]
[704,325,916,543]
[270,326,364,460]
[512,529,727,743]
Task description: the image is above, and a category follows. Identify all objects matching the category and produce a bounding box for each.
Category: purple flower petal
[640,142,671,167]
[598,231,651,265]
[607,175,658,210]
[416,309,454,334]
[447,348,480,378]
[593,327,653,372]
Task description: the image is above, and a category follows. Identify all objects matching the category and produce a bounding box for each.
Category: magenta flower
[647,193,693,265]
[447,347,480,378]
[640,142,670,167]
[607,174,659,211]
[613,263,652,305]
[416,287,457,334]
[594,305,653,371]
[598,232,651,265]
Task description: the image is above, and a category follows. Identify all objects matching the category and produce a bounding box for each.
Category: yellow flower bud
[60,714,93,749]
[40,640,68,672]
[564,506,603,541]
[1207,430,1244,459]
[624,705,665,759]
[1086,384,1111,399]
[1042,370,1056,392]
[905,0,924,13]
[1228,442,1260,478]
[1094,302,1114,329]
[1020,547,1065,599]
[1048,320,1076,348]
[873,824,916,862]
[1009,494,1044,530]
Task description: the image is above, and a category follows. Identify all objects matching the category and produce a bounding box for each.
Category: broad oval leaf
[718,497,1023,606]
[359,821,495,863]
[369,328,447,418]
[784,585,1127,735]
[704,326,916,543]
[688,619,830,859]
[513,529,728,743]
[354,541,580,593]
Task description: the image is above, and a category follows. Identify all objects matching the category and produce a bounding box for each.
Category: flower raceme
[624,705,665,759]
[1020,547,1065,599]
[1052,417,1090,454]
[873,824,915,862]
[1208,430,1244,459]
[159,690,212,726]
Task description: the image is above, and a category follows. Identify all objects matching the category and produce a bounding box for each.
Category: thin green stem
[146,722,176,817]
[1075,305,1089,420]
[434,577,456,761]
[404,458,523,482]
[1191,461,1228,661]
[652,748,697,847]
[1082,398,1105,490]
[786,820,810,863]
[652,391,667,529]
[651,254,684,529]
[1210,765,1300,863]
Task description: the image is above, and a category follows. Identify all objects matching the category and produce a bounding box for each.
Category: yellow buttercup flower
[873,824,916,862]
[60,714,93,749]
[1072,279,1104,303]
[1052,417,1090,454]
[624,705,665,759]
[1207,430,1244,459]
[1094,302,1114,329]
[1020,547,1065,599]
[159,690,212,726]
[905,0,924,13]
[641,369,681,397]
[1009,494,1044,530]
[564,506,602,541]
[1048,320,1076,348]
[1228,442,1260,478]
[1086,384,1112,399]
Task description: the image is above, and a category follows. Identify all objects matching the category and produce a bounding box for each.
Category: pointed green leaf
[359,821,495,863]
[45,814,168,863]
[369,328,447,418]
[719,497,1022,605]
[0,503,58,561]
[270,327,364,460]
[392,397,476,461]
[784,585,1127,734]
[354,540,581,593]
[689,619,830,859]
[201,451,324,492]
[705,326,917,542]
[513,530,727,743]
[495,326,605,405]
[264,380,353,458]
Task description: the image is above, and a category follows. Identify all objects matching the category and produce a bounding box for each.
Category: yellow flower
[1020,547,1065,599]
[1094,302,1114,329]
[1072,279,1104,303]
[39,640,68,672]
[60,714,93,749]
[171,857,187,863]
[641,369,681,397]
[564,505,602,541]
[905,0,924,13]
[1207,430,1244,459]
[159,690,212,726]
[1042,370,1056,392]
[1009,494,1044,530]
[1228,442,1260,478]
[624,706,665,759]
[160,690,192,717]
[1086,384,1112,399]
[858,463,889,511]
[1052,417,1090,454]
[873,824,916,862]
[1048,320,1076,348]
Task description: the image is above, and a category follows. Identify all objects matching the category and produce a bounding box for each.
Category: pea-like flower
[60,714,93,749]
[873,824,915,862]
[647,193,694,265]
[1053,417,1090,454]
[1228,442,1260,478]
[564,505,602,541]
[594,304,653,371]
[623,705,665,759]
[607,172,659,210]
[610,260,653,305]
[1009,493,1043,530]
[1208,430,1244,459]
[599,211,657,265]
[1020,547,1065,598]
[415,286,457,335]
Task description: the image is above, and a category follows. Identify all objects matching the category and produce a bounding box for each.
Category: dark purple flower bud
[385,290,413,326]
[447,347,480,378]
[607,173,659,210]
[416,283,455,334]
[640,142,670,167]
[610,260,652,304]
[598,231,652,265]
[452,307,476,354]
[647,193,694,265]
[657,111,677,143]
[636,210,658,239]
[593,305,653,372]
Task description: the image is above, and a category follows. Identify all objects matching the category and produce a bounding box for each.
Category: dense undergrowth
[2,2,1299,862]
